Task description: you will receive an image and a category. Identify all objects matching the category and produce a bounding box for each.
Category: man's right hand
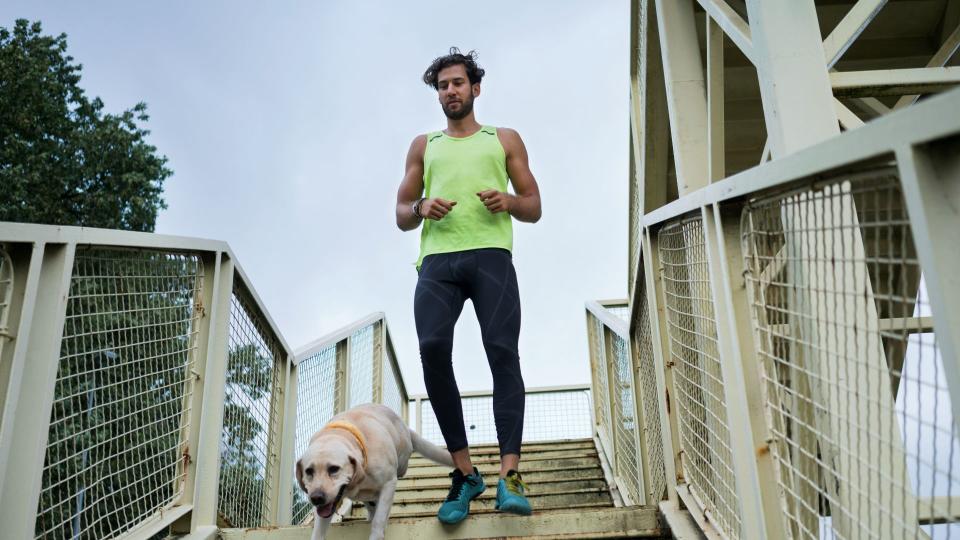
[420,198,457,220]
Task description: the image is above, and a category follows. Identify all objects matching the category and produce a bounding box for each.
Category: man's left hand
[477,190,512,214]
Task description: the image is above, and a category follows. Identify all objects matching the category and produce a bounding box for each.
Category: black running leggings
[414,248,525,456]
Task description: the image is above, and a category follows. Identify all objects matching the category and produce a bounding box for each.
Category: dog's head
[296,434,365,519]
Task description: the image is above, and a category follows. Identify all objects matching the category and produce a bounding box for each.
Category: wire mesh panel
[606,304,631,323]
[0,246,13,359]
[35,248,203,539]
[219,284,285,528]
[418,389,593,446]
[742,172,957,538]
[634,277,667,502]
[590,316,613,449]
[658,217,742,538]
[347,325,374,408]
[292,344,338,524]
[381,351,404,419]
[611,332,644,505]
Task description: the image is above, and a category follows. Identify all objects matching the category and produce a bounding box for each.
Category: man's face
[437,64,479,120]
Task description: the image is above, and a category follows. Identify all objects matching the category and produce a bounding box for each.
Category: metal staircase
[221,438,667,540]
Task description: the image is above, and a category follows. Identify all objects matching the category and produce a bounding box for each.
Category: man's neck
[444,114,482,138]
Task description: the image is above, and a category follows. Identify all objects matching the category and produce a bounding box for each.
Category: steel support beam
[823,0,888,68]
[832,67,960,97]
[695,0,753,63]
[707,17,725,181]
[894,24,960,109]
[746,0,839,157]
[655,0,709,194]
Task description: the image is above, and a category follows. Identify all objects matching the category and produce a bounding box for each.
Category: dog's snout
[310,492,326,506]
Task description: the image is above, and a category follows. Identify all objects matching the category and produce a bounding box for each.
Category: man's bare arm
[396,135,458,231]
[396,136,427,231]
[479,128,541,223]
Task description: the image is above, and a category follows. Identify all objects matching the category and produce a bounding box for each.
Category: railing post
[415,397,423,434]
[276,357,298,525]
[372,320,384,404]
[334,339,350,414]
[0,242,74,540]
[187,252,234,535]
[701,204,787,538]
[641,228,681,507]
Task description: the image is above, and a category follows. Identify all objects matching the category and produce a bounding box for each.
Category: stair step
[408,448,598,468]
[395,475,607,496]
[221,506,668,539]
[397,465,605,488]
[407,439,596,464]
[351,489,613,517]
[406,456,600,477]
[355,485,611,513]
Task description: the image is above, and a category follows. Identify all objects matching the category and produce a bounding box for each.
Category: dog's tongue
[316,502,335,518]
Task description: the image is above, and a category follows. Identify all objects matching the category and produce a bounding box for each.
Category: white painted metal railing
[596,81,960,537]
[410,385,593,448]
[586,300,667,509]
[0,225,411,540]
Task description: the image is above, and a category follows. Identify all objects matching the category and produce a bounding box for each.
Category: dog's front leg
[311,514,331,540]
[367,477,397,540]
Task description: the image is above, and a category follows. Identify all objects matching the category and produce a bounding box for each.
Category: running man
[395,47,542,524]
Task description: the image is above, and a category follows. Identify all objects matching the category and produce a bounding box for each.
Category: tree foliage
[0,19,170,231]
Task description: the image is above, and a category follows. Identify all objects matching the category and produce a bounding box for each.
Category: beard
[442,95,474,120]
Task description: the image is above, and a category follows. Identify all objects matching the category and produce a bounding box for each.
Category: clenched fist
[477,190,512,214]
[421,198,457,220]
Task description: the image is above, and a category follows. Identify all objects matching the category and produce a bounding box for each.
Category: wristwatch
[412,198,426,218]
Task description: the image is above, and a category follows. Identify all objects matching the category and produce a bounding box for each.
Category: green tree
[0,19,170,231]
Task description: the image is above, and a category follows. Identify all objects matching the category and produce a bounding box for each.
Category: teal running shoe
[437,467,485,524]
[495,469,532,515]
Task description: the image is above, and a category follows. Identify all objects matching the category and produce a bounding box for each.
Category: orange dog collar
[322,421,368,466]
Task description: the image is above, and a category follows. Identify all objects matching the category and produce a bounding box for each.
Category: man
[395,47,542,524]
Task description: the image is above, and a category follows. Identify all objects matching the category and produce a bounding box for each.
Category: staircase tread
[341,501,616,521]
[395,475,606,491]
[407,451,598,469]
[358,486,610,508]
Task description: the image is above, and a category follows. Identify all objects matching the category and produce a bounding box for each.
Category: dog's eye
[328,465,340,475]
[305,467,314,476]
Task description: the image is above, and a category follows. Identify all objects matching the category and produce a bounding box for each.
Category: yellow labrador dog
[297,403,454,540]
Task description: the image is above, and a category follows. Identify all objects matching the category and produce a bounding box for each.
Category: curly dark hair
[422,47,485,89]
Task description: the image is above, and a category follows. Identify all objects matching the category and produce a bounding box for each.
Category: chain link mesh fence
[417,388,592,447]
[218,283,285,528]
[611,332,643,505]
[381,351,404,419]
[292,344,338,524]
[742,171,957,538]
[590,316,613,449]
[347,325,374,409]
[34,248,203,539]
[659,216,742,539]
[634,280,667,503]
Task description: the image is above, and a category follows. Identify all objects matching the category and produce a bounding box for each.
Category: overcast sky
[2,1,629,395]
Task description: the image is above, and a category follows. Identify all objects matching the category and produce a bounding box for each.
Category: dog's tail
[410,429,455,467]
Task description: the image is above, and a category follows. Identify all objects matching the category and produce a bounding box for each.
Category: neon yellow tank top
[417,125,513,269]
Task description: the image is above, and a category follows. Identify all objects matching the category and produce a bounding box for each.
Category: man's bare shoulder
[496,127,527,155]
[407,134,428,158]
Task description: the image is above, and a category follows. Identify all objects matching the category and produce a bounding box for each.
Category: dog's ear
[295,458,306,492]
[348,451,366,487]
